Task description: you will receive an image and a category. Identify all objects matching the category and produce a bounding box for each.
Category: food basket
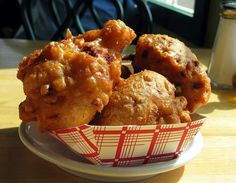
[50,113,205,167]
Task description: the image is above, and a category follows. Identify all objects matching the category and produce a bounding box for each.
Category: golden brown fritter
[17,20,136,131]
[95,70,191,126]
[132,34,211,112]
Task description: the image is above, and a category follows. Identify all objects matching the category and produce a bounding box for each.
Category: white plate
[18,122,203,182]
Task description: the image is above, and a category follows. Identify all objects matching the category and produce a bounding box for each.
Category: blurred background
[0,0,221,48]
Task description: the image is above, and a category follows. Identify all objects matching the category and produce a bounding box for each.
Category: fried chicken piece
[95,70,191,126]
[17,20,136,131]
[132,34,211,112]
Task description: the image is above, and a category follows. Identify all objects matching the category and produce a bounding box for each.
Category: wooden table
[0,39,236,183]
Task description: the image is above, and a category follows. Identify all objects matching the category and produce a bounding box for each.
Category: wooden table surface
[0,39,236,183]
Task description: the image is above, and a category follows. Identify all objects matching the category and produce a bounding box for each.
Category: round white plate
[18,122,203,182]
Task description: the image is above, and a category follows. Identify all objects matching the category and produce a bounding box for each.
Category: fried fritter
[132,34,211,112]
[17,20,136,131]
[95,70,191,126]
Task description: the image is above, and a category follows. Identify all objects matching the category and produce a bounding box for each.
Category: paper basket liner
[50,113,205,167]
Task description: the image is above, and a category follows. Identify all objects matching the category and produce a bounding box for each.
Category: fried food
[17,20,136,131]
[95,70,191,126]
[132,34,211,112]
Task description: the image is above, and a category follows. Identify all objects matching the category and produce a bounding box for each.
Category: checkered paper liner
[50,113,205,167]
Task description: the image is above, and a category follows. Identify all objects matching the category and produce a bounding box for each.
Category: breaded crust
[95,70,191,126]
[132,34,211,112]
[17,20,136,131]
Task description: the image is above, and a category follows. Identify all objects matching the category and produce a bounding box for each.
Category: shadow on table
[197,89,236,114]
[136,166,185,183]
[0,127,98,183]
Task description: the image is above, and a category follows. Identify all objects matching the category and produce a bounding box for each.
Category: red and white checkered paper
[50,113,205,167]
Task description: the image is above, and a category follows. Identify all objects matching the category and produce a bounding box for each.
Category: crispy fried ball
[17,20,136,131]
[132,34,211,112]
[95,70,191,126]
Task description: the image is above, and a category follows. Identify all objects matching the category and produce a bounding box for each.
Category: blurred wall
[204,0,221,48]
